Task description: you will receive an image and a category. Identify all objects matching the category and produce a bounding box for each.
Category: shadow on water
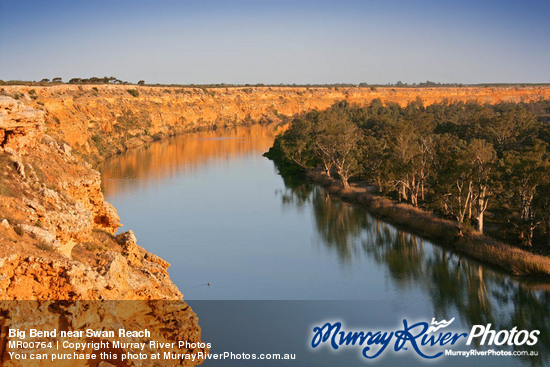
[279,175,550,366]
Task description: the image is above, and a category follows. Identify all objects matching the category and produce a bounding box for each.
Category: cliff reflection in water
[100,125,284,197]
[280,179,550,365]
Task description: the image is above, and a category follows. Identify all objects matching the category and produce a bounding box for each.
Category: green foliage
[68,76,124,84]
[90,134,106,155]
[92,134,102,144]
[126,89,139,97]
[270,98,550,247]
[115,109,152,133]
[13,226,24,236]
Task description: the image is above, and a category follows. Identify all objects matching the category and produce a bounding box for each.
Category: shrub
[92,134,103,145]
[127,89,139,97]
[36,241,53,251]
[13,226,24,236]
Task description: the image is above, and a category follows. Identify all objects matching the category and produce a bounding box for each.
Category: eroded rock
[0,96,206,365]
[0,96,45,151]
[18,224,56,244]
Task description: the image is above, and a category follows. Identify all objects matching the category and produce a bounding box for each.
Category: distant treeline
[268,98,550,248]
[0,76,132,85]
[1,78,549,88]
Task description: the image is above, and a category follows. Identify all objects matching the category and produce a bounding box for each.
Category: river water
[100,125,549,367]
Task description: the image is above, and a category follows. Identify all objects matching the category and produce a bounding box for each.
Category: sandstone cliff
[2,85,549,162]
[0,96,206,365]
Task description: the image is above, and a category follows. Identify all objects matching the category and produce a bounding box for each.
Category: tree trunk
[411,191,418,206]
[341,178,349,188]
[401,182,408,201]
[410,177,418,207]
[476,185,489,233]
[478,212,484,233]
[325,163,331,177]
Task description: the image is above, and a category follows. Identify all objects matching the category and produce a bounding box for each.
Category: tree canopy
[270,98,550,248]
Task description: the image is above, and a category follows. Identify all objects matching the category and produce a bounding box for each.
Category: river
[100,125,549,366]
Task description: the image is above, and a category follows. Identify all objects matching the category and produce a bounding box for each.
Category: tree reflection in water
[280,179,550,366]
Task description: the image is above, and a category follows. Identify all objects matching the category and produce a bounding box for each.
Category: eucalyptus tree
[432,135,474,235]
[480,106,538,155]
[535,180,550,248]
[359,135,389,193]
[313,107,361,188]
[501,142,550,246]
[468,139,498,233]
[270,98,550,247]
[388,108,435,206]
[389,119,417,203]
[278,113,316,170]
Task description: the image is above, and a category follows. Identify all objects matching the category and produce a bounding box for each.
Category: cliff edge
[0,96,206,365]
[3,85,549,162]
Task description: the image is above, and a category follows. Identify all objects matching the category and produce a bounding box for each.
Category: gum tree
[314,107,360,188]
[469,139,497,233]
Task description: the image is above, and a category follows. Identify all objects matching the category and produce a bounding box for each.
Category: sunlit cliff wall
[3,85,550,161]
[0,96,208,364]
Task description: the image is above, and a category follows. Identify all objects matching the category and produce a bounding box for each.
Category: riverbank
[305,171,550,279]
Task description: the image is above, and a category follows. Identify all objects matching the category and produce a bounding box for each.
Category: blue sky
[1,0,549,84]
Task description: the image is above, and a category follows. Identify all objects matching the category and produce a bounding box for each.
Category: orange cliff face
[0,93,213,364]
[0,95,208,365]
[0,96,181,301]
[2,85,550,161]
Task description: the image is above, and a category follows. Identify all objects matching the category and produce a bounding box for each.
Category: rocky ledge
[0,96,206,365]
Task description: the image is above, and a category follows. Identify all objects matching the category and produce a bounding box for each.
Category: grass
[0,156,14,196]
[35,240,53,251]
[90,133,112,157]
[0,181,9,196]
[115,108,152,131]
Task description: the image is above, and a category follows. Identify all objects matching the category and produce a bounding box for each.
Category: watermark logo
[427,317,455,333]
[310,318,539,360]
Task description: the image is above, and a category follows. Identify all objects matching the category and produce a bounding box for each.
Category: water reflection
[281,180,550,366]
[100,124,285,197]
[101,123,550,366]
